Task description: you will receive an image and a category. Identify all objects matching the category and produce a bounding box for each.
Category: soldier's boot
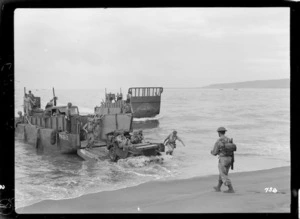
[166,150,173,155]
[223,184,235,193]
[213,180,223,192]
[86,142,91,149]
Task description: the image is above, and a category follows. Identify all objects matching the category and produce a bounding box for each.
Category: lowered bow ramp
[77,140,108,161]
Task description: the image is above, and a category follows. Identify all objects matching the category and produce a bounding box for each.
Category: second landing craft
[94,87,163,118]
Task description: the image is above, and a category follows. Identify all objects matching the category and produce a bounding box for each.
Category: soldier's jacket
[93,123,101,140]
[211,136,233,157]
[165,134,182,147]
[116,135,128,148]
[86,122,94,133]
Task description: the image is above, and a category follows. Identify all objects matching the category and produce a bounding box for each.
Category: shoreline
[16,166,290,214]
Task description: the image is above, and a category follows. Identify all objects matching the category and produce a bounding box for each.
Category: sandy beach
[16,166,290,214]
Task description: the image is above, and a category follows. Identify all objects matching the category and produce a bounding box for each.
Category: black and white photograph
[12,7,290,214]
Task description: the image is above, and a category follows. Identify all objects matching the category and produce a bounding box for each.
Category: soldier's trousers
[87,133,95,146]
[66,119,71,133]
[166,143,175,155]
[218,156,232,186]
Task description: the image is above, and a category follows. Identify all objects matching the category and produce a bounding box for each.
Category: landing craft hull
[78,143,165,162]
[15,123,80,154]
[77,146,108,162]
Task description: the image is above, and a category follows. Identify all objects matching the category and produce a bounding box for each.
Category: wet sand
[16,166,290,214]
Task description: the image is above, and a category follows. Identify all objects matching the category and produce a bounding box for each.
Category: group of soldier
[105,93,123,103]
[114,130,144,151]
[83,116,145,150]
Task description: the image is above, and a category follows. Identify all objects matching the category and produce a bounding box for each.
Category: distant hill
[202,79,290,89]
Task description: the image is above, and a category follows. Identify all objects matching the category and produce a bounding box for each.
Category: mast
[52,87,57,106]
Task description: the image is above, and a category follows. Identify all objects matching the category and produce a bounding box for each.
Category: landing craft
[15,87,165,161]
[15,87,89,154]
[94,87,163,118]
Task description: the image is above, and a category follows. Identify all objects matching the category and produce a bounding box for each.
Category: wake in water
[133,114,164,122]
[117,155,164,167]
[15,140,178,209]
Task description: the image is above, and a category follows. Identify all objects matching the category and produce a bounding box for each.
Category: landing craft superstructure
[15,107,84,154]
[16,88,90,153]
[15,88,133,154]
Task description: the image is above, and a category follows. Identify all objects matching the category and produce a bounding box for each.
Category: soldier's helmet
[173,130,177,134]
[217,127,227,132]
[18,111,22,116]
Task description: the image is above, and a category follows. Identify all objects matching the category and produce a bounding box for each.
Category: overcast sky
[14,8,289,90]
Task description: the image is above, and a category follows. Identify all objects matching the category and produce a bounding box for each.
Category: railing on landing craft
[100,101,125,108]
[27,115,81,134]
[128,87,163,97]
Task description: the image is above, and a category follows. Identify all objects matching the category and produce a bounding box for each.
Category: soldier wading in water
[164,130,186,155]
[211,127,236,193]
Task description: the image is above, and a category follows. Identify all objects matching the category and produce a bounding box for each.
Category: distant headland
[202,79,290,89]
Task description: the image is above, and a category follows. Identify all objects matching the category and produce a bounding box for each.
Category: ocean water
[14,88,290,209]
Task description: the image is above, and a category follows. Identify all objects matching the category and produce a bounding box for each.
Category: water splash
[133,114,164,122]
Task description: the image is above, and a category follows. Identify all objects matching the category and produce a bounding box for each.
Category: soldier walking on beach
[211,127,235,193]
[164,130,186,155]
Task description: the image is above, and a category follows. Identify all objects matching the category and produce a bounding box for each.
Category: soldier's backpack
[224,138,237,152]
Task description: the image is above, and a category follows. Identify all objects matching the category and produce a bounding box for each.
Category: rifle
[230,138,234,170]
[52,87,56,106]
[231,152,234,170]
